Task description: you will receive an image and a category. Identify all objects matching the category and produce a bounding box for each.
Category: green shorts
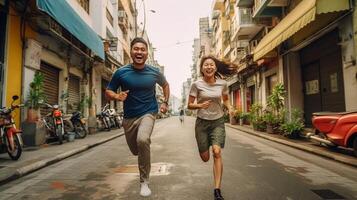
[195,117,226,153]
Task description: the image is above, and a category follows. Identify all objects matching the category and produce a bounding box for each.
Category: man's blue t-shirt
[107,64,167,118]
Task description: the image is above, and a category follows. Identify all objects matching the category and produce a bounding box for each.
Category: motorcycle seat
[313,110,357,116]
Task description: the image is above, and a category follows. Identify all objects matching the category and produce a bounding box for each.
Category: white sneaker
[140,182,152,197]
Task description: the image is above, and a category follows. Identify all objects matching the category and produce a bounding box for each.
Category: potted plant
[250,103,266,131]
[267,83,285,115]
[25,71,46,122]
[240,112,250,125]
[263,110,279,134]
[280,109,304,139]
[230,109,242,125]
[265,83,286,133]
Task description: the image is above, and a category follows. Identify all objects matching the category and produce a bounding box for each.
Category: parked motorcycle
[0,95,24,160]
[108,108,122,129]
[96,104,111,131]
[42,103,65,145]
[70,111,87,138]
[307,111,357,156]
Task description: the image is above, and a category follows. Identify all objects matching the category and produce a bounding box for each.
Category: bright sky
[137,0,212,98]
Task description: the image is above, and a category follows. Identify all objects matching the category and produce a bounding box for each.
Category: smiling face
[201,58,217,78]
[130,42,148,67]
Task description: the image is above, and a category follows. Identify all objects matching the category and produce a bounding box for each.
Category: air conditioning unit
[118,11,127,19]
[212,10,221,20]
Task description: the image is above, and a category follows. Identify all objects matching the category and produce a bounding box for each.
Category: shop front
[300,29,346,125]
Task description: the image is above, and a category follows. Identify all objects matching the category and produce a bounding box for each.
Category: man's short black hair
[130,37,148,49]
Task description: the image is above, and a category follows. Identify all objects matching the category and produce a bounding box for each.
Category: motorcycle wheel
[104,118,111,131]
[56,125,63,145]
[6,135,22,160]
[110,118,117,129]
[116,118,121,128]
[74,122,87,139]
[63,120,74,133]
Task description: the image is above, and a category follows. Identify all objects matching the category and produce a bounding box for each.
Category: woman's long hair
[199,55,237,79]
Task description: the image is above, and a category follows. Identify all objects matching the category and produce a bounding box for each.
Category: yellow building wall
[6,7,36,126]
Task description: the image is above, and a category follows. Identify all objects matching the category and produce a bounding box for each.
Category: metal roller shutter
[67,74,81,114]
[40,62,60,116]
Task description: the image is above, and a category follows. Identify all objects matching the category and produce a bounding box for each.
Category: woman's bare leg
[212,145,223,189]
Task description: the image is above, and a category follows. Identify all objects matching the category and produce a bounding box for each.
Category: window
[76,0,90,13]
[106,8,113,26]
[247,85,255,111]
[266,74,278,98]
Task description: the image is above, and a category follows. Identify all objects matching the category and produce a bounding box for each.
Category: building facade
[2,0,159,130]
[197,0,357,126]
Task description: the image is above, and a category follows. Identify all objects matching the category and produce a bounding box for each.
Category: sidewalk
[0,129,124,186]
[226,124,357,168]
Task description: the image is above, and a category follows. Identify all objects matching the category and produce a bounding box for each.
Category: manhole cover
[311,189,345,199]
[114,163,172,176]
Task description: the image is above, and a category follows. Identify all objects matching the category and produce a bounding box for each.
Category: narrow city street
[0,117,356,200]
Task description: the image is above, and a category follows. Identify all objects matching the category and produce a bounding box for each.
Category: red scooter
[0,95,24,160]
[307,111,357,156]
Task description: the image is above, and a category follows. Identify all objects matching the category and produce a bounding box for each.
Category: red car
[308,111,357,156]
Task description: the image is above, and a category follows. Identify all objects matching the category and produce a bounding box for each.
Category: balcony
[236,0,254,8]
[253,0,287,18]
[212,0,224,11]
[128,0,135,13]
[231,8,262,41]
[223,44,231,59]
[230,41,249,62]
[118,10,128,34]
[224,0,235,18]
[223,31,230,46]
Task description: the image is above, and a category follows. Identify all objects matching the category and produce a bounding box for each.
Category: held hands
[114,90,129,101]
[160,103,168,114]
[199,100,212,109]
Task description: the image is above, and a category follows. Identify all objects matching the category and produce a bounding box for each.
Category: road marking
[114,162,173,176]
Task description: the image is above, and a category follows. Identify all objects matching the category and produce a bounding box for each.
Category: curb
[0,132,124,186]
[226,124,357,168]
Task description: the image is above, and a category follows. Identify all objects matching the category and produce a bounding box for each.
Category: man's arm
[105,89,129,101]
[159,82,170,113]
[162,82,170,103]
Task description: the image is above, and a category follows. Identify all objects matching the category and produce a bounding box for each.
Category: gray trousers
[122,113,156,183]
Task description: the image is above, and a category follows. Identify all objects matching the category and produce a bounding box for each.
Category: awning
[36,0,104,60]
[253,0,349,61]
[105,53,122,68]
